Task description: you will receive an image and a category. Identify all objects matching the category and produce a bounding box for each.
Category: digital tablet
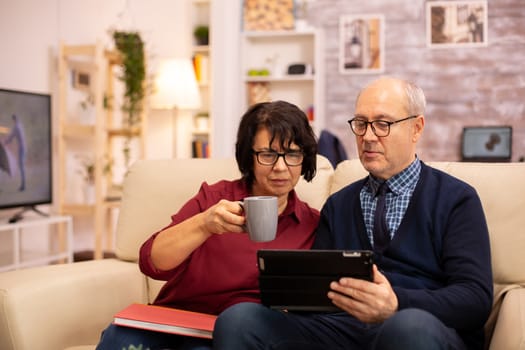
[257,249,374,312]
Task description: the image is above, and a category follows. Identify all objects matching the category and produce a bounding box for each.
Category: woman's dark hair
[235,100,318,187]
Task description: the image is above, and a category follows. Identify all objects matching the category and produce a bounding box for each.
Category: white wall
[0,0,58,93]
[0,0,236,252]
[209,0,242,158]
[0,0,197,159]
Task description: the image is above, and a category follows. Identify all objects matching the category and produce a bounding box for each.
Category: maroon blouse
[139,179,320,315]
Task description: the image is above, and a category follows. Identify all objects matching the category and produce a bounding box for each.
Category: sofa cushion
[488,288,525,350]
[115,158,241,262]
[0,260,143,350]
[329,158,368,194]
[426,162,525,287]
[295,154,334,211]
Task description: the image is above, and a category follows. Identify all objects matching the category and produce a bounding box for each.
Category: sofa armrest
[0,259,147,350]
[489,288,525,350]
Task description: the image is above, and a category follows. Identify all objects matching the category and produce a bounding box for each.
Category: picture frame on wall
[243,0,294,31]
[339,14,384,74]
[69,60,93,93]
[427,1,488,48]
[71,69,91,92]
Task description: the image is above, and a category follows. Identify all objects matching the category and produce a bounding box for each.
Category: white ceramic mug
[240,196,278,242]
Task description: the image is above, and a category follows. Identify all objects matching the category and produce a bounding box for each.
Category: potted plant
[112,30,146,168]
[76,154,113,204]
[76,154,95,204]
[193,25,209,46]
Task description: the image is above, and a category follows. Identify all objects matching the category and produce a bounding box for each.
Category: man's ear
[412,115,425,142]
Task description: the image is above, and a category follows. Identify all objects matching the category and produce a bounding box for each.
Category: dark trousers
[95,323,212,350]
[213,302,467,350]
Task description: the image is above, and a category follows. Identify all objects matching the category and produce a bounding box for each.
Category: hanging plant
[112,30,146,167]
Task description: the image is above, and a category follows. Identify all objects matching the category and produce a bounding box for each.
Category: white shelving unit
[191,0,212,158]
[57,43,146,259]
[0,215,73,272]
[240,29,325,136]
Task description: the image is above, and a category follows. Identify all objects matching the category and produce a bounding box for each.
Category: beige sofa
[0,155,524,350]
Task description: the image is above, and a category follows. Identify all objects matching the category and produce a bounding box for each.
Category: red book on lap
[113,303,217,339]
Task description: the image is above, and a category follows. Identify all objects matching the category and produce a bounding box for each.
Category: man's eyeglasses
[253,150,304,166]
[347,115,418,137]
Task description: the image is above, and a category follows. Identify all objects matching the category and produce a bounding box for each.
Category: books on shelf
[192,139,210,158]
[113,303,217,339]
[192,53,209,84]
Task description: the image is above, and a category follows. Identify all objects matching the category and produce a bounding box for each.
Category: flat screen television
[461,126,512,162]
[0,88,52,220]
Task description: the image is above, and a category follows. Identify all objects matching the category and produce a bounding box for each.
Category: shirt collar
[366,157,421,196]
[283,190,302,222]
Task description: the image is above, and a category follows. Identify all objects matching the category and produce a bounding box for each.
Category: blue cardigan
[313,162,493,349]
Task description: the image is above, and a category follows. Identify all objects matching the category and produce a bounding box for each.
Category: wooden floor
[73,250,116,262]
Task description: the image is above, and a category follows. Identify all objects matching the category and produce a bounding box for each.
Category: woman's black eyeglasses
[253,150,304,166]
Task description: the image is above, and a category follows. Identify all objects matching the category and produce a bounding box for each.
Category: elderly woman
[96,100,320,350]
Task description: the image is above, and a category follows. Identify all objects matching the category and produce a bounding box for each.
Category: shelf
[241,28,324,135]
[66,59,95,73]
[243,30,316,38]
[192,45,210,53]
[62,124,142,138]
[0,215,73,228]
[244,74,315,82]
[60,199,121,215]
[62,123,95,138]
[58,42,146,260]
[61,44,97,56]
[192,129,210,136]
[60,204,95,216]
[104,49,122,65]
[107,127,142,137]
[0,215,73,272]
[189,0,212,159]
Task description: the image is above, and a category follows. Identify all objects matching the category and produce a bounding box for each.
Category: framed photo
[427,1,488,48]
[339,14,384,74]
[69,59,93,93]
[243,0,294,31]
[461,126,512,162]
[71,69,91,92]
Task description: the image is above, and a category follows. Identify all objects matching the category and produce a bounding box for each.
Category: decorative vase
[83,183,96,205]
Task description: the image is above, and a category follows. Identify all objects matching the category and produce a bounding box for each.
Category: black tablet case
[257,249,373,311]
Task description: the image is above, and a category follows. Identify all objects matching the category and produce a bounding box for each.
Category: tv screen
[461,126,512,162]
[0,88,52,212]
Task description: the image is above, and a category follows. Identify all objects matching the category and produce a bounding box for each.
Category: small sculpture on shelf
[194,112,209,132]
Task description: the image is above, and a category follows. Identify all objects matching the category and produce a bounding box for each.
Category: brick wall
[307,0,525,161]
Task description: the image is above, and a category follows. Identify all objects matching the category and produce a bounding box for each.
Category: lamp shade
[150,58,202,110]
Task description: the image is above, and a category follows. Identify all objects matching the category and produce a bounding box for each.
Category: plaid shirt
[361,157,421,246]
